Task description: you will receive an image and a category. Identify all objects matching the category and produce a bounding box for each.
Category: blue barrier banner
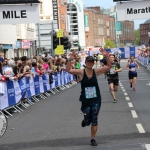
[18,78,26,99]
[0,72,76,110]
[54,73,58,87]
[106,49,111,53]
[130,47,135,58]
[119,48,125,59]
[34,76,40,95]
[26,77,32,98]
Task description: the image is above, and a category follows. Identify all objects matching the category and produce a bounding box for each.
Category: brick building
[119,21,134,46]
[140,19,150,45]
[84,7,107,47]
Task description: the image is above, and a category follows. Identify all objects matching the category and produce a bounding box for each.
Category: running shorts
[128,73,137,79]
[108,79,119,86]
[81,102,101,126]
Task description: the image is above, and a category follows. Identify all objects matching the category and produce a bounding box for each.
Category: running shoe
[133,88,136,91]
[130,84,132,88]
[91,139,98,146]
[81,120,86,127]
[113,99,117,103]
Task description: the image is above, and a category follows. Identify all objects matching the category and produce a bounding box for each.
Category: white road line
[131,110,138,118]
[136,123,146,133]
[124,93,128,95]
[121,87,124,89]
[122,89,126,92]
[125,97,130,101]
[120,85,123,87]
[128,102,133,107]
[145,144,150,150]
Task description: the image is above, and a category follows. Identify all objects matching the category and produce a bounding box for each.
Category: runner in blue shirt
[126,56,140,91]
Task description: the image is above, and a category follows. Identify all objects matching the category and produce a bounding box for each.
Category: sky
[82,0,147,29]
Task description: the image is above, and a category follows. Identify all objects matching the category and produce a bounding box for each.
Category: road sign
[57,29,64,38]
[55,45,64,54]
[116,22,122,35]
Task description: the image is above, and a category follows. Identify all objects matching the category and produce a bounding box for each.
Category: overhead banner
[117,1,150,21]
[0,4,39,24]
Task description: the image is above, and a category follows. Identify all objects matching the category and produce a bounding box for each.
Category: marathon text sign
[0,4,39,24]
[117,1,150,21]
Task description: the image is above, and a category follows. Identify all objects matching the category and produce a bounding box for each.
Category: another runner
[66,48,111,146]
[126,56,140,91]
[107,54,122,103]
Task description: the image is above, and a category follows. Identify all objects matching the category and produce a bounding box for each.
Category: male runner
[66,48,111,146]
[107,54,122,103]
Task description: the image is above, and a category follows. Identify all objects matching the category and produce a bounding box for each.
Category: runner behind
[107,54,122,103]
[126,56,139,91]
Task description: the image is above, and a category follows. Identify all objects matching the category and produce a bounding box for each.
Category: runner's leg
[109,83,116,100]
[132,77,137,90]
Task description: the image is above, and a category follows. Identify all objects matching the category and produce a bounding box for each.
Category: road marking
[120,85,123,87]
[128,102,133,107]
[136,123,146,133]
[122,89,126,92]
[145,144,150,150]
[131,110,138,118]
[124,93,128,95]
[125,97,130,101]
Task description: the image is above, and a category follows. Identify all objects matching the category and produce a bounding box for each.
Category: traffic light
[61,37,69,49]
[53,33,59,50]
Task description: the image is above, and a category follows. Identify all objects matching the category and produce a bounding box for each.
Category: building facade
[0,24,17,58]
[84,7,107,48]
[66,0,85,49]
[119,21,134,46]
[140,19,150,45]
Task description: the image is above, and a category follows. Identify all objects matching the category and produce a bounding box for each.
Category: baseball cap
[85,56,94,62]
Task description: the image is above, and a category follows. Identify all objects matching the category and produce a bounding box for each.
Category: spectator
[0,55,4,63]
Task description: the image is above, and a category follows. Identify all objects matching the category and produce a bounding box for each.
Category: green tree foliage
[134,29,140,46]
[104,39,116,49]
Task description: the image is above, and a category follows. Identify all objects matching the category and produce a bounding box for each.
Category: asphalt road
[0,61,150,150]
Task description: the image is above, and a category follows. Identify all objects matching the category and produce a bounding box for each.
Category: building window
[46,16,50,19]
[40,2,43,14]
[62,14,65,23]
[40,16,43,19]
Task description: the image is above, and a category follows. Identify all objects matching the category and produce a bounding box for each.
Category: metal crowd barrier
[137,56,150,70]
[0,71,77,118]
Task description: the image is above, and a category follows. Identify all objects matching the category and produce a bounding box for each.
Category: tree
[104,39,116,49]
[134,29,140,46]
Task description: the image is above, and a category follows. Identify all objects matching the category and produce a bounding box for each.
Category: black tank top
[79,69,101,103]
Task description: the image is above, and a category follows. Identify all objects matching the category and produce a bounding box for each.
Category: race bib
[110,68,115,74]
[85,86,97,99]
[131,68,136,71]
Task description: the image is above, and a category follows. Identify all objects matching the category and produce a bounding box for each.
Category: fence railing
[137,56,150,70]
[0,71,76,118]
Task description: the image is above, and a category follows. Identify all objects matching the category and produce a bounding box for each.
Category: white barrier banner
[124,47,130,58]
[0,4,39,24]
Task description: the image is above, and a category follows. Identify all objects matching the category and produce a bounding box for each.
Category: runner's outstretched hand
[99,48,107,56]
